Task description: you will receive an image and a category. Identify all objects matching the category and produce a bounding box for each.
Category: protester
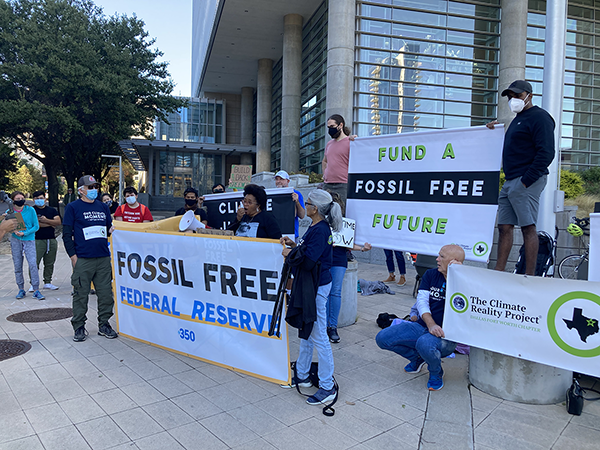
[63,175,117,342]
[6,192,43,300]
[101,192,119,215]
[114,187,153,223]
[326,191,371,343]
[63,187,77,206]
[375,244,465,391]
[30,190,61,291]
[212,183,226,194]
[228,184,282,239]
[175,187,208,225]
[281,189,343,405]
[322,114,352,205]
[487,80,555,275]
[382,249,407,286]
[274,170,305,241]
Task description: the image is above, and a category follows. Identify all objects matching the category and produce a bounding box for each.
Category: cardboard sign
[332,218,356,249]
[15,212,26,232]
[229,165,253,189]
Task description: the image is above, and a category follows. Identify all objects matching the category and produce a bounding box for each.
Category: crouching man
[376,244,465,391]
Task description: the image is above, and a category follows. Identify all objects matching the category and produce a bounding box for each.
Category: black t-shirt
[108,201,119,215]
[175,207,208,222]
[298,220,333,286]
[227,211,282,239]
[417,268,447,328]
[332,246,348,268]
[34,206,59,240]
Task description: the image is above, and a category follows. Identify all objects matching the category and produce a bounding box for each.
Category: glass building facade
[356,0,500,137]
[155,98,225,144]
[154,98,225,196]
[527,0,600,170]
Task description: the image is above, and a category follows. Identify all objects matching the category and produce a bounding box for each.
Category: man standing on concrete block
[487,80,555,275]
[63,175,117,342]
[376,244,464,391]
[274,170,305,241]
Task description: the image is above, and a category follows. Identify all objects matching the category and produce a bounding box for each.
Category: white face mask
[509,94,530,114]
[126,196,137,205]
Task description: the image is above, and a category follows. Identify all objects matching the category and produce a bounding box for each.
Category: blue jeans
[296,282,334,390]
[327,266,346,329]
[384,249,406,274]
[375,321,456,378]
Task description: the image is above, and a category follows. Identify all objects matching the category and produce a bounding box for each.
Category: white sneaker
[28,286,34,293]
[43,283,59,290]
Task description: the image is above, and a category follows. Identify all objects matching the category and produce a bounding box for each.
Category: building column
[326,0,355,134]
[256,59,273,173]
[241,87,254,147]
[148,147,154,195]
[281,14,303,173]
[497,0,528,127]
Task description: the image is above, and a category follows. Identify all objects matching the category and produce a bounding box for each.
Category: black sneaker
[306,387,337,405]
[73,326,88,342]
[346,250,356,262]
[280,375,313,389]
[327,327,341,343]
[98,323,118,339]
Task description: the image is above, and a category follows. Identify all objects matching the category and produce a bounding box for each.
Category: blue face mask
[34,199,45,207]
[86,189,98,200]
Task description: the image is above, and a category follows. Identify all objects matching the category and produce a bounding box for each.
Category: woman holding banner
[281,189,343,405]
[228,184,281,239]
[326,191,372,344]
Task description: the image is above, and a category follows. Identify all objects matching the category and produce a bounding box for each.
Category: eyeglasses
[213,190,224,193]
[327,125,339,129]
[305,201,314,207]
[86,184,100,190]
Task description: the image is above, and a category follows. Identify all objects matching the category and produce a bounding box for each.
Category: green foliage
[560,169,585,199]
[0,143,18,188]
[308,172,324,184]
[0,0,185,205]
[580,167,600,196]
[7,161,45,195]
[499,169,505,191]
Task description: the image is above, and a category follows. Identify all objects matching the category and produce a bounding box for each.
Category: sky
[94,0,192,97]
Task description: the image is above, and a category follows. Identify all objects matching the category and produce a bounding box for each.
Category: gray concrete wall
[240,87,254,147]
[256,59,273,173]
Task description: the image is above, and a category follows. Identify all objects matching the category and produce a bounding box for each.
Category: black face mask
[14,199,26,207]
[185,198,197,207]
[213,189,224,194]
[328,126,341,138]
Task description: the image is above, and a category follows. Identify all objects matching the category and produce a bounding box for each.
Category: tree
[7,160,45,195]
[0,143,18,189]
[0,0,184,207]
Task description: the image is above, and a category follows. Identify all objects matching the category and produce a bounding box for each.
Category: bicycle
[558,217,590,280]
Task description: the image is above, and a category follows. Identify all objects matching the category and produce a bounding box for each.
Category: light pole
[101,154,123,205]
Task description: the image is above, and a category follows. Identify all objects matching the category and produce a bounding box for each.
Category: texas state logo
[547,291,600,357]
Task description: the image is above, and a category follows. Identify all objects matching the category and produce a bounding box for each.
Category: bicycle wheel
[558,254,587,280]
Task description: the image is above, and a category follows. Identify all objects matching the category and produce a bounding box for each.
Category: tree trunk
[45,163,60,209]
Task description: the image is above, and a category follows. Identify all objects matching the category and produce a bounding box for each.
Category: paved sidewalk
[0,242,599,450]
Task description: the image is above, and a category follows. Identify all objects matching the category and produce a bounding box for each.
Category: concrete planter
[338,260,358,327]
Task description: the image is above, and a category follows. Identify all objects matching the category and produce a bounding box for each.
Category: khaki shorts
[498,175,547,227]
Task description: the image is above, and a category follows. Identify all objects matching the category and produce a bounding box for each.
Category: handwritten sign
[229,165,253,189]
[332,218,355,249]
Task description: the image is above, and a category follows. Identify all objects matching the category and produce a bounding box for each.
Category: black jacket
[285,244,321,339]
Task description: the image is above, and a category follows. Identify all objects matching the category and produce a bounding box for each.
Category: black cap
[501,80,533,97]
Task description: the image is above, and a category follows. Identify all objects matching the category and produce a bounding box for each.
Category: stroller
[513,231,555,277]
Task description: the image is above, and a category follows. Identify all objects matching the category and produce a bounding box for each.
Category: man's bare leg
[495,224,514,272]
[521,224,538,276]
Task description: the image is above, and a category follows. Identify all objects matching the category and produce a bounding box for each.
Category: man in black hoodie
[487,80,555,275]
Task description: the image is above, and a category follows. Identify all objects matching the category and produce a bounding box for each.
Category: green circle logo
[450,293,469,314]
[473,241,489,257]
[547,291,600,357]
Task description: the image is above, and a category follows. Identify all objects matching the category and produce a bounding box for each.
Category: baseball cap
[274,170,290,180]
[78,175,98,187]
[501,80,533,97]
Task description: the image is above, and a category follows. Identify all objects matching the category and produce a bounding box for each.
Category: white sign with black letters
[332,218,356,249]
[111,230,290,384]
[346,126,503,262]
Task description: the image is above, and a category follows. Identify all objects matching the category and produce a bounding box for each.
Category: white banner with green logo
[445,265,600,376]
[347,125,503,262]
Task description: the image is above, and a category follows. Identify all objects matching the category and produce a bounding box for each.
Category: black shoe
[73,326,88,342]
[98,323,118,339]
[327,327,341,343]
[346,250,356,262]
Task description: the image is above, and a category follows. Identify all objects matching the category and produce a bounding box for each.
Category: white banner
[111,230,290,384]
[445,265,600,376]
[347,126,503,262]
